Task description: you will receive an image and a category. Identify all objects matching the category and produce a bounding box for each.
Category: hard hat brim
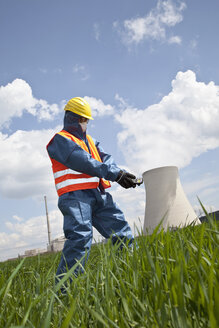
[64,97,94,120]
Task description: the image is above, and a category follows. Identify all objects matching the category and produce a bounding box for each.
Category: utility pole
[44,195,51,246]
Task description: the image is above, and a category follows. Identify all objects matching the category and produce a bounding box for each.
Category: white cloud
[0,79,61,128]
[115,0,186,45]
[190,39,198,50]
[53,68,62,74]
[115,70,219,174]
[93,23,100,41]
[0,79,117,132]
[184,174,219,196]
[0,209,63,261]
[73,64,85,73]
[13,215,23,222]
[182,172,219,212]
[0,127,60,199]
[39,68,48,74]
[73,64,90,81]
[39,68,63,74]
[168,35,182,44]
[84,96,114,117]
[115,94,130,109]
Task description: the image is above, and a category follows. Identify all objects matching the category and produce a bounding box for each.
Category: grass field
[0,215,218,328]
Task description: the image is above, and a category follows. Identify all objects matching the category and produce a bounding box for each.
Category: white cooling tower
[143,166,198,233]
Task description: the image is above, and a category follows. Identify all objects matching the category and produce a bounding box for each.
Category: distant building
[47,236,66,252]
[24,248,47,257]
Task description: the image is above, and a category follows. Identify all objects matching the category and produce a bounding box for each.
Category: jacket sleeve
[47,134,120,181]
[94,139,120,168]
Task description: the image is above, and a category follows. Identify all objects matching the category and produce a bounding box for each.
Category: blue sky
[0,0,219,261]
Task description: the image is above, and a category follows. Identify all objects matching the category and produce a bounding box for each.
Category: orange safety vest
[48,130,111,196]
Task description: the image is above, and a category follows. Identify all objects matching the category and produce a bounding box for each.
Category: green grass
[0,216,218,328]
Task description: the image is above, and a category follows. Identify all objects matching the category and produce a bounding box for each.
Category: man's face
[79,117,89,132]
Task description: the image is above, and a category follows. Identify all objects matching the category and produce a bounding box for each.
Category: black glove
[115,170,136,189]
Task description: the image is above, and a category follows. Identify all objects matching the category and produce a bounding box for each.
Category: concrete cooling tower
[143,166,199,233]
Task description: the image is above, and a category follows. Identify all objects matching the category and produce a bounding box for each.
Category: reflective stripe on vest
[49,130,111,196]
[56,176,100,190]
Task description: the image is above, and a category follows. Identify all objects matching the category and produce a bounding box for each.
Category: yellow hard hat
[64,97,94,120]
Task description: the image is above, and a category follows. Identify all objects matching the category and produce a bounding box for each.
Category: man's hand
[115,171,137,189]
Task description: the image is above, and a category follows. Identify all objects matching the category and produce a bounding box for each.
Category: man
[47,97,139,280]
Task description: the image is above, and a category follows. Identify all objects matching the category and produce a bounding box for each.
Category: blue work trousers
[56,189,134,277]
